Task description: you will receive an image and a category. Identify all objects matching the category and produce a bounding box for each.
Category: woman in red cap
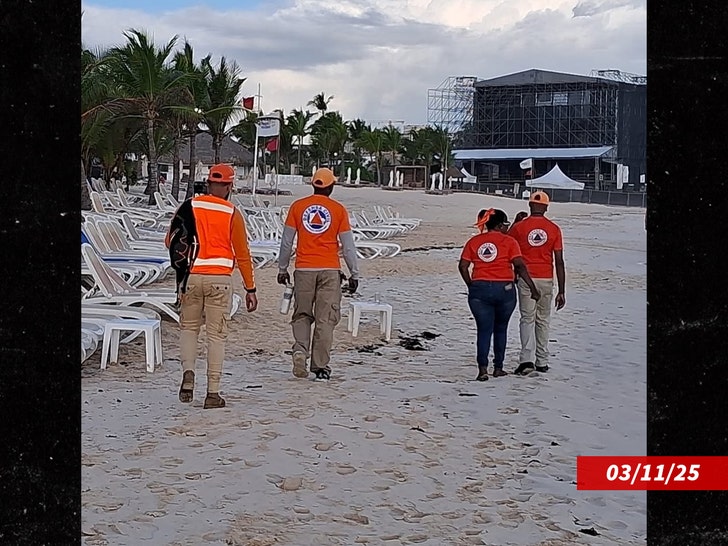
[459,209,540,381]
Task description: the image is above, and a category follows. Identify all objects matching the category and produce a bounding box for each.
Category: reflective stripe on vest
[189,196,236,275]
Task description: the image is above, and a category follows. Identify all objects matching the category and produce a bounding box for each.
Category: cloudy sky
[81,0,645,125]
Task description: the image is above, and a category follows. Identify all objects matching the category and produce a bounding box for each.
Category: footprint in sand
[314,442,340,452]
[365,431,385,439]
[159,457,183,469]
[278,477,304,491]
[343,513,370,525]
[363,415,380,422]
[403,535,429,544]
[498,407,519,415]
[335,464,357,475]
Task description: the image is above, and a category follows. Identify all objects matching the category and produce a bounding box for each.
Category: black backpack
[167,199,199,300]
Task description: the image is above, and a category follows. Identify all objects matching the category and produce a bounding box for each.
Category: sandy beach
[82,185,646,545]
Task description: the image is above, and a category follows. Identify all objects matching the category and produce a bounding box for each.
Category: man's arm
[231,210,256,291]
[554,249,566,309]
[339,230,360,280]
[277,225,296,274]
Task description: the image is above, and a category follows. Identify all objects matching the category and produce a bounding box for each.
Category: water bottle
[279,284,294,314]
[374,292,381,304]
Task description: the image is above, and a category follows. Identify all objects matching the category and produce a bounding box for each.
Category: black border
[2,0,728,543]
[0,2,82,543]
[647,1,728,544]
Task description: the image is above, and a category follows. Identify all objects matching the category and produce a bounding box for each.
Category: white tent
[525,163,584,189]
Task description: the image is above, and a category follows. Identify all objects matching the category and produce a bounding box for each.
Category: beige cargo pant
[291,270,342,372]
[180,273,232,393]
[517,277,554,367]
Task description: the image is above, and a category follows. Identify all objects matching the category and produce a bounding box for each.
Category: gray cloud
[82,1,645,124]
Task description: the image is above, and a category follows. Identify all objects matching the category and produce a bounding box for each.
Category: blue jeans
[467,281,517,370]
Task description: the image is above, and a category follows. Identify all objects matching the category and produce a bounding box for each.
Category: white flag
[256,116,280,138]
[519,158,533,170]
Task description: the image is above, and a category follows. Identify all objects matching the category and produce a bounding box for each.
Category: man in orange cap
[508,190,566,375]
[277,167,359,381]
[166,164,258,408]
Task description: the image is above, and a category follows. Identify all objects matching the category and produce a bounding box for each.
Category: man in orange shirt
[277,168,359,381]
[508,191,566,375]
[166,164,258,408]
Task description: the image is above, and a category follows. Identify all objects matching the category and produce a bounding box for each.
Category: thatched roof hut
[160,134,254,166]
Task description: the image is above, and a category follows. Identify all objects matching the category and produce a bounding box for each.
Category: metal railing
[453,181,646,208]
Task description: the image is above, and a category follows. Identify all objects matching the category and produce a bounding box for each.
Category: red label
[576,457,728,490]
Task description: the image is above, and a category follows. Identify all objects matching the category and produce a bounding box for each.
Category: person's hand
[514,211,528,224]
[530,286,541,301]
[555,292,566,310]
[245,292,258,312]
[348,278,359,294]
[277,271,290,285]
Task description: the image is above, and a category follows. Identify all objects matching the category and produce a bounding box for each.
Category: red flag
[242,96,254,110]
[265,137,278,152]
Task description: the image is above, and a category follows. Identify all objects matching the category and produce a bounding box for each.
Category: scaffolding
[469,79,619,149]
[589,69,646,85]
[427,76,477,135]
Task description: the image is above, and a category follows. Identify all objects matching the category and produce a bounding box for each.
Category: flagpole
[274,110,282,206]
[252,123,259,195]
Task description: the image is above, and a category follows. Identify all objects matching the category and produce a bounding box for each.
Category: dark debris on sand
[398,331,441,350]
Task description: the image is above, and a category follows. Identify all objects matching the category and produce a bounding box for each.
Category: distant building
[449,69,645,190]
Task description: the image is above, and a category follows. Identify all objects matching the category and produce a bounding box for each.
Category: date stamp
[577,457,728,490]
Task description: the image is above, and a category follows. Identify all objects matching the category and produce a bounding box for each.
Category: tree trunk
[214,135,222,164]
[145,116,159,205]
[185,132,197,199]
[81,158,92,210]
[171,136,181,200]
[297,137,302,171]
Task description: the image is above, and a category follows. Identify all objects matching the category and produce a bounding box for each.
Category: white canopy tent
[525,163,585,190]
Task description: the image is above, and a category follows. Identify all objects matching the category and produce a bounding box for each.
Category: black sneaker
[492,368,508,378]
[314,369,331,382]
[514,362,535,376]
[535,364,549,373]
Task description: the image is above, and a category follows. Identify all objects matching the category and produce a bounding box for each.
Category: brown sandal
[179,371,194,403]
[203,393,226,409]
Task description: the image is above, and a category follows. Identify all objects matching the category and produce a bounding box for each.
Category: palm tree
[200,56,246,164]
[358,128,385,185]
[106,29,186,204]
[348,118,368,166]
[287,108,313,172]
[382,124,402,173]
[307,92,333,117]
[171,42,208,199]
[431,125,454,178]
[322,112,349,179]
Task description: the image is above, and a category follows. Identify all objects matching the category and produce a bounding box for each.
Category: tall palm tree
[382,124,402,173]
[348,118,368,166]
[200,56,246,164]
[325,112,349,179]
[173,42,209,199]
[287,108,313,171]
[106,29,186,204]
[307,92,333,117]
[431,125,454,177]
[358,128,385,185]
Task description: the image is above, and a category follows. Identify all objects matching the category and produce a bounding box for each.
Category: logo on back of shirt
[527,228,548,247]
[477,242,498,262]
[302,204,332,234]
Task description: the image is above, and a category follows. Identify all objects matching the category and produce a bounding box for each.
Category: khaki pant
[291,270,342,372]
[180,273,232,393]
[517,278,554,366]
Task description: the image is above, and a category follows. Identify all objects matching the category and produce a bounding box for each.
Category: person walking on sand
[508,191,566,375]
[165,164,258,409]
[277,168,360,382]
[459,209,540,381]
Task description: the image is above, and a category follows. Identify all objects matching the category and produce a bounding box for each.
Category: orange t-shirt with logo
[285,194,351,269]
[508,215,563,279]
[460,231,522,282]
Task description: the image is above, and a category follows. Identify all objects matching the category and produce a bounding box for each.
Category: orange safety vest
[189,195,236,276]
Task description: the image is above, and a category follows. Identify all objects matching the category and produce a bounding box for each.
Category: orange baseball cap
[529,191,550,205]
[208,164,235,184]
[311,168,337,188]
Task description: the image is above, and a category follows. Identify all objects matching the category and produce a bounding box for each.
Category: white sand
[82,186,646,545]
